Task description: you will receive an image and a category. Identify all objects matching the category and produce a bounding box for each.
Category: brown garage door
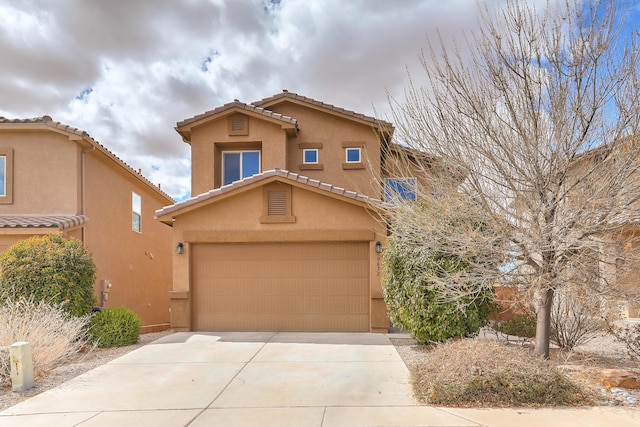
[191,242,370,331]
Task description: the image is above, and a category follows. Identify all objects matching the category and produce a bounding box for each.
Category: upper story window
[384,178,417,203]
[223,151,260,185]
[132,192,142,232]
[299,142,323,171]
[303,149,318,164]
[341,142,365,170]
[0,148,13,204]
[345,147,361,163]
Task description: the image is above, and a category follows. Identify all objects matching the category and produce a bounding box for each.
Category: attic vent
[228,114,249,135]
[268,191,287,216]
[231,118,245,131]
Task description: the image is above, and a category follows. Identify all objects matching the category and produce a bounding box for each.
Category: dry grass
[0,299,91,385]
[408,339,594,407]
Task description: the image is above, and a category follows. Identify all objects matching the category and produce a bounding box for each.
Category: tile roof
[0,215,89,230]
[176,100,299,129]
[0,116,174,202]
[155,169,380,219]
[252,90,393,129]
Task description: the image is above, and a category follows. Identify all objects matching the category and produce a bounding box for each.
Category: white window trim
[302,148,319,164]
[222,150,261,185]
[345,147,361,163]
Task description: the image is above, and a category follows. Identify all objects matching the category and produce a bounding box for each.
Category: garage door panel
[192,242,370,332]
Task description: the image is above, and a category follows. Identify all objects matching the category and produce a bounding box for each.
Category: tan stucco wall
[0,125,172,331]
[168,181,388,332]
[187,103,384,199]
[189,116,288,196]
[83,152,173,329]
[0,130,80,214]
[273,102,383,199]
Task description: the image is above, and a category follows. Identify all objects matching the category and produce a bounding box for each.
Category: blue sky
[0,0,638,201]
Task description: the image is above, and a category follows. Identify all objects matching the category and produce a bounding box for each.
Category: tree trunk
[534,288,554,358]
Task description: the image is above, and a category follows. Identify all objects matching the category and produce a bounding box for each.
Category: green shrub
[87,307,141,348]
[0,233,96,317]
[493,314,537,338]
[382,231,495,344]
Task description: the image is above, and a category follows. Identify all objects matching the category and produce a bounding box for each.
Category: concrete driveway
[1,332,639,427]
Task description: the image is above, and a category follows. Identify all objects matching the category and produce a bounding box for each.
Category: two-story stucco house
[156,91,422,333]
[0,116,174,332]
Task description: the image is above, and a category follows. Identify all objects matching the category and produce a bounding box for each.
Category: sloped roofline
[253,90,394,131]
[175,91,394,143]
[0,116,174,203]
[155,168,381,224]
[175,100,299,142]
[0,214,88,230]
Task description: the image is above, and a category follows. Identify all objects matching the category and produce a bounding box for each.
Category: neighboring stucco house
[0,116,174,332]
[156,91,421,333]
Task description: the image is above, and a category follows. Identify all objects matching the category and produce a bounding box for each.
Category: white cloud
[0,0,509,200]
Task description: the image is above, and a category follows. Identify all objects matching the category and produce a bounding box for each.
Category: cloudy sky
[0,0,637,201]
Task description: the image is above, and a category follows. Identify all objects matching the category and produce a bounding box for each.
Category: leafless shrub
[0,298,91,385]
[412,339,593,407]
[550,288,607,350]
[608,321,640,360]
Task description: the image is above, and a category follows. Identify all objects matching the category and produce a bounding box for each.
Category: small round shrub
[0,233,96,317]
[88,307,141,348]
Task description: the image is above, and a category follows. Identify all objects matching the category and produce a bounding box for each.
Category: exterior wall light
[375,241,382,254]
[176,242,184,255]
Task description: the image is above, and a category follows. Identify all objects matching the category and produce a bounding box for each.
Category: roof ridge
[251,90,393,128]
[176,100,299,128]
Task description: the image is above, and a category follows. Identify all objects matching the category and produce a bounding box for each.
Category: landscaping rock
[600,369,640,389]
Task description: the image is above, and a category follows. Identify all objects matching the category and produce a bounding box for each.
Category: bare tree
[379,0,640,358]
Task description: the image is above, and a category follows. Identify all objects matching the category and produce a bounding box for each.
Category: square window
[384,178,417,203]
[303,149,318,164]
[132,192,142,232]
[346,147,361,163]
[222,151,260,185]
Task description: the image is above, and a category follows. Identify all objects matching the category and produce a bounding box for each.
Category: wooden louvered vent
[268,191,287,216]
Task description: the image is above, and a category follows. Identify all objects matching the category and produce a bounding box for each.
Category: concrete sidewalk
[0,332,638,426]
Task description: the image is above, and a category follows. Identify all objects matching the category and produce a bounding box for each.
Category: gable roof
[175,100,299,142]
[155,168,380,224]
[175,91,394,143]
[0,116,174,203]
[253,90,393,131]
